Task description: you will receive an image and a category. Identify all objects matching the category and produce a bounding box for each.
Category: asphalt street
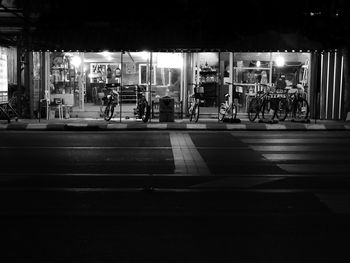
[1,130,350,188]
[0,130,350,262]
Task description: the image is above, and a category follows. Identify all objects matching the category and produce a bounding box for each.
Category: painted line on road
[226,124,247,130]
[107,123,128,129]
[232,132,350,138]
[186,124,207,129]
[305,124,326,130]
[0,146,174,150]
[66,123,89,127]
[241,138,350,144]
[317,194,350,214]
[26,123,48,130]
[147,123,167,129]
[265,124,287,130]
[170,133,210,175]
[278,164,350,174]
[250,145,350,152]
[262,153,350,161]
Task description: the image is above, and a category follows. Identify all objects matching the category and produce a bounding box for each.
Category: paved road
[1,130,350,261]
[1,130,350,188]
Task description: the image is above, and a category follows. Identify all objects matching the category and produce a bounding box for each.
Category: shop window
[0,47,8,102]
[139,64,156,85]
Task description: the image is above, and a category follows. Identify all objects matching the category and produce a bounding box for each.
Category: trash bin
[159,96,174,122]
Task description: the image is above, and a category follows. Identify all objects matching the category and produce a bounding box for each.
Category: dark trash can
[159,96,174,122]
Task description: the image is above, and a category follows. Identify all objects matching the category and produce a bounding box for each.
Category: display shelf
[198,68,218,107]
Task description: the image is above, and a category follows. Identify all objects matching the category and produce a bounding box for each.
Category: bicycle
[218,82,237,121]
[0,96,19,123]
[276,86,310,122]
[247,90,271,122]
[187,83,201,122]
[247,84,287,122]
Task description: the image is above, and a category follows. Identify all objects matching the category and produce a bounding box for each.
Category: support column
[16,43,21,115]
[342,48,350,121]
[182,52,187,118]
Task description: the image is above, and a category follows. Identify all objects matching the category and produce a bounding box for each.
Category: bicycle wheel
[231,104,237,119]
[104,102,114,121]
[276,98,288,121]
[248,98,259,122]
[292,98,309,120]
[218,103,226,121]
[261,100,272,120]
[141,103,150,123]
[190,104,199,122]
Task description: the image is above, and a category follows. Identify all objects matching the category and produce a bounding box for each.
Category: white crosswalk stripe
[170,133,210,175]
[232,132,350,174]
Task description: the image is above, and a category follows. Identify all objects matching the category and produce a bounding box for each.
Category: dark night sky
[9,0,350,50]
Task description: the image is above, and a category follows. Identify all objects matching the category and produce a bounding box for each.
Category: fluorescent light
[275,56,285,67]
[71,56,82,67]
[140,51,150,60]
[157,53,183,68]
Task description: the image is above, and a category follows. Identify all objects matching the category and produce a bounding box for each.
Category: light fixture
[71,55,82,68]
[100,51,112,61]
[157,53,183,68]
[256,61,261,67]
[140,51,150,60]
[275,56,285,67]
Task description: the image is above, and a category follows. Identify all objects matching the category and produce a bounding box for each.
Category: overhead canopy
[1,0,350,51]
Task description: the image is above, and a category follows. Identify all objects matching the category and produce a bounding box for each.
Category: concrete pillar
[342,48,350,121]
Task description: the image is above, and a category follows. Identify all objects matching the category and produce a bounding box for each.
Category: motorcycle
[103,86,119,121]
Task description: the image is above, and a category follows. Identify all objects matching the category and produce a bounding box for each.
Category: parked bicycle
[247,84,287,122]
[277,85,310,122]
[133,85,151,123]
[187,83,201,122]
[218,82,237,121]
[0,95,19,123]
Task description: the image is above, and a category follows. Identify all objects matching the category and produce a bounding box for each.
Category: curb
[1,122,350,131]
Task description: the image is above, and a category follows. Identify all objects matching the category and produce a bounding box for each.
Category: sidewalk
[1,117,349,131]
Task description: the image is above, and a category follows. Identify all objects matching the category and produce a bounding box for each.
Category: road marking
[317,194,350,214]
[240,138,349,144]
[26,123,48,130]
[278,164,350,174]
[186,124,207,129]
[170,133,210,175]
[0,124,8,130]
[232,132,350,138]
[226,124,246,130]
[66,123,89,127]
[250,145,350,152]
[305,124,326,130]
[147,123,167,129]
[265,124,287,130]
[0,146,249,150]
[263,153,350,161]
[107,123,128,129]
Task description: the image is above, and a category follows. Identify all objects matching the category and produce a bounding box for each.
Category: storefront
[0,47,8,103]
[29,49,346,121]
